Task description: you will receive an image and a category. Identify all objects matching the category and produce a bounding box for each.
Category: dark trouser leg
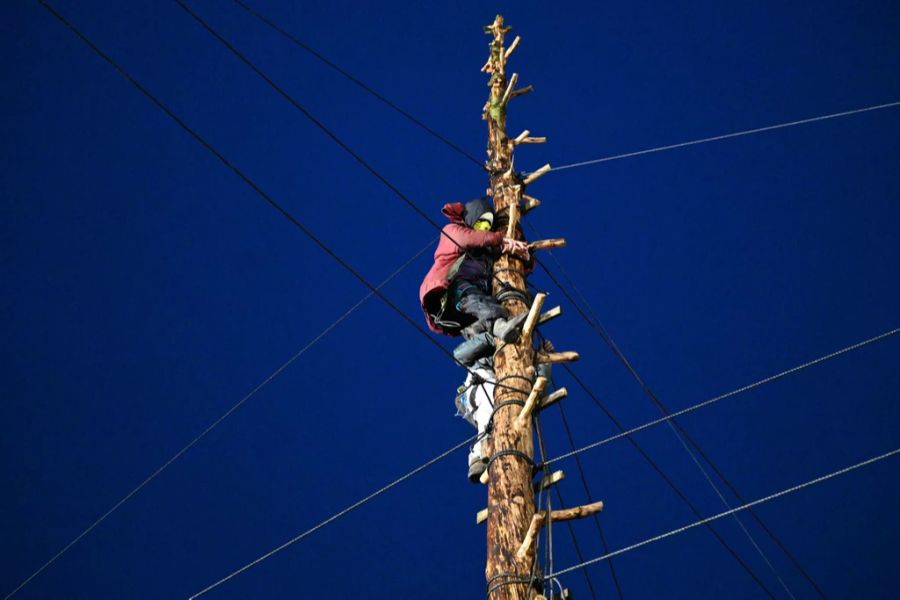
[453,332,496,366]
[457,289,507,335]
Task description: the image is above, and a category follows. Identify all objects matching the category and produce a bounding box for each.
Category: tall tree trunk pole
[483,15,541,600]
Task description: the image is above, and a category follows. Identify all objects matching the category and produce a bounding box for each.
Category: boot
[492,312,529,343]
[468,451,488,484]
[453,332,495,366]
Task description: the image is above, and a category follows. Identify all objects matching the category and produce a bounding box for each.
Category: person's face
[473,218,492,231]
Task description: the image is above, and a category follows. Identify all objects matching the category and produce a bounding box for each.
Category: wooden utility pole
[480,16,598,599]
[482,15,549,600]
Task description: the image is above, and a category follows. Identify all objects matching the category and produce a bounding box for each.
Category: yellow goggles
[473,219,492,231]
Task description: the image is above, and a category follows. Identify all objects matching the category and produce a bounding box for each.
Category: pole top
[484,14,511,38]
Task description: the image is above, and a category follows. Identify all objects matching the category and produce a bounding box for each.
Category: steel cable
[547,446,900,579]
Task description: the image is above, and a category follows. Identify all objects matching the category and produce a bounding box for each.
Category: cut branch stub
[551,500,604,521]
[511,85,534,97]
[513,129,531,144]
[501,72,519,105]
[536,350,580,364]
[529,238,566,251]
[538,305,562,325]
[522,163,551,184]
[504,35,521,59]
[515,501,604,558]
[515,512,546,559]
[521,292,547,339]
[540,386,568,409]
[505,201,519,238]
[522,194,541,212]
[515,376,548,428]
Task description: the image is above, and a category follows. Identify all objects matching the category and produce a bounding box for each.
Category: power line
[166,13,803,592]
[189,433,480,599]
[39,3,893,598]
[28,4,528,597]
[558,364,777,598]
[553,379,624,598]
[543,327,899,466]
[180,3,781,587]
[547,446,900,579]
[540,290,794,598]
[533,246,829,597]
[553,485,602,600]
[2,226,433,600]
[174,0,460,251]
[37,0,526,395]
[231,0,484,167]
[547,100,900,172]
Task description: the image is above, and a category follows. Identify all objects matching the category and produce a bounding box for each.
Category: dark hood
[462,197,493,227]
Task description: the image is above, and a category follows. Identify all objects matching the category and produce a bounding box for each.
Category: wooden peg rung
[513,130,531,144]
[550,500,604,521]
[511,85,534,97]
[522,163,551,185]
[501,72,519,105]
[521,292,547,339]
[522,194,541,212]
[540,386,568,409]
[511,501,604,550]
[516,512,546,559]
[529,238,566,251]
[505,202,519,238]
[520,136,547,144]
[476,470,565,525]
[504,35,521,59]
[536,469,566,492]
[515,376,548,428]
[536,350,580,364]
[538,305,561,324]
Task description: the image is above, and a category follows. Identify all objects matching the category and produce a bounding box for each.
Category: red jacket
[419,202,504,334]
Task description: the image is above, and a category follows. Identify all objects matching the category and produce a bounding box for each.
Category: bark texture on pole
[483,15,541,600]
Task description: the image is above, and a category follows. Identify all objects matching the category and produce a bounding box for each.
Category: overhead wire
[182,3,778,591]
[2,235,435,600]
[37,0,528,399]
[555,401,624,599]
[28,3,531,597]
[542,327,899,466]
[545,100,900,173]
[39,2,896,598]
[546,446,900,579]
[540,222,885,594]
[189,433,483,599]
[553,485,601,600]
[220,6,895,594]
[173,0,465,254]
[533,415,554,598]
[537,259,795,600]
[232,1,900,182]
[557,364,776,597]
[535,329,623,599]
[178,9,898,593]
[231,0,484,167]
[534,245,827,597]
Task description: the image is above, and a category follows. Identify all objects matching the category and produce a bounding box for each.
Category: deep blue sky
[3,1,899,598]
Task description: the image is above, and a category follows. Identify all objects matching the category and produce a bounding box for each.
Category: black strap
[487,448,536,472]
[486,572,535,597]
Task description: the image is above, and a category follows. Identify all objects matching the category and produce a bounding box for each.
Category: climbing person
[419,197,530,344]
[455,357,496,482]
[455,341,556,483]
